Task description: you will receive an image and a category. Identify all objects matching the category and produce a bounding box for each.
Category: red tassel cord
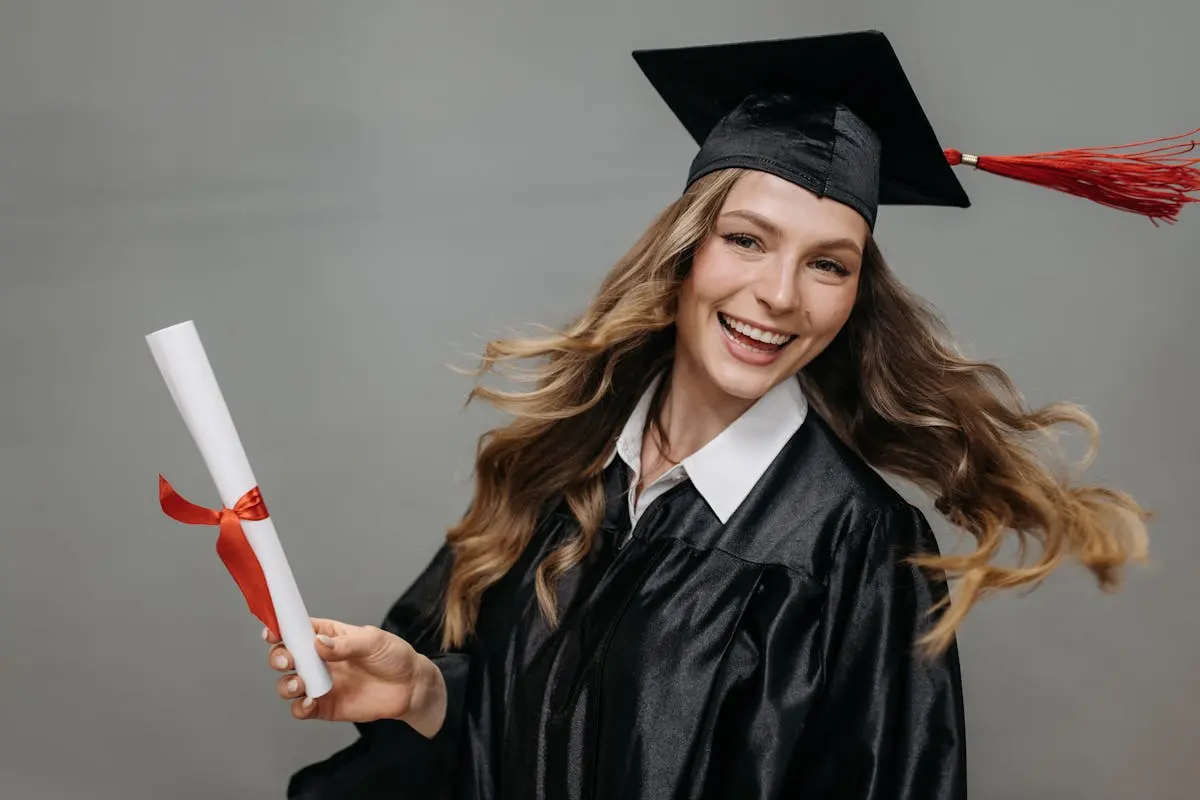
[945,128,1200,225]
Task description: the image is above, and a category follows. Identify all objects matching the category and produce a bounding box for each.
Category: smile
[718,312,796,352]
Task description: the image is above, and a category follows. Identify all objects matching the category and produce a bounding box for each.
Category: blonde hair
[440,168,1150,655]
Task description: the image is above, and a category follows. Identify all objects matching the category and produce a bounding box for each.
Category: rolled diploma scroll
[147,320,333,698]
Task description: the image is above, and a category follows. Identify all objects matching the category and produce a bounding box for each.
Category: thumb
[314,625,385,662]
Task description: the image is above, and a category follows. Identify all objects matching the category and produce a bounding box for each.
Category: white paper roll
[147,320,333,698]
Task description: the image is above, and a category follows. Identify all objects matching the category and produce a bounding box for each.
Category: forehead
[720,170,870,242]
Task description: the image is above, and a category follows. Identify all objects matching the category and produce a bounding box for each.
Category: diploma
[147,320,333,698]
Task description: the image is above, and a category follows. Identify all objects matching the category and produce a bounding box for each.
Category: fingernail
[302,696,315,710]
[274,654,288,669]
[286,678,298,693]
[262,627,270,641]
[316,634,334,647]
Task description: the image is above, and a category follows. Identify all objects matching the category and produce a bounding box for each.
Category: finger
[314,624,394,663]
[268,644,292,672]
[277,672,305,700]
[265,617,344,647]
[309,618,351,638]
[290,694,319,720]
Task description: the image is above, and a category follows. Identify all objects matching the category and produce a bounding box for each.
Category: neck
[654,353,757,464]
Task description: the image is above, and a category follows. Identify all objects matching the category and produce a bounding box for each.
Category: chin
[703,359,785,401]
[715,367,782,400]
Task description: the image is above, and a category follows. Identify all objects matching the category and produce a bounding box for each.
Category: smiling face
[674,170,869,405]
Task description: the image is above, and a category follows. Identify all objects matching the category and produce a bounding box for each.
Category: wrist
[400,654,448,739]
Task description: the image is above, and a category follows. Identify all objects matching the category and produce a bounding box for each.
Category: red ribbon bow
[157,474,280,638]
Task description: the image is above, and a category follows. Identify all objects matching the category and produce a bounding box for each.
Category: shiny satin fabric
[288,411,967,799]
[686,94,883,229]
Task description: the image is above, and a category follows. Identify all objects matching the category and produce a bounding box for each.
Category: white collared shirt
[603,373,809,531]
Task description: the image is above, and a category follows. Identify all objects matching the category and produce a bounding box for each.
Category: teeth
[722,314,793,346]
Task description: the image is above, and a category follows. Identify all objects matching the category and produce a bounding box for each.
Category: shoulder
[716,410,939,577]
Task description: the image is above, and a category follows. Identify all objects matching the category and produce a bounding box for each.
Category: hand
[265,617,448,738]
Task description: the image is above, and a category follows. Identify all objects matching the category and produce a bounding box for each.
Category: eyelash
[720,233,851,277]
[722,232,762,251]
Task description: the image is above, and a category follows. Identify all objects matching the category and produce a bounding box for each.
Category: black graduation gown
[287,411,968,799]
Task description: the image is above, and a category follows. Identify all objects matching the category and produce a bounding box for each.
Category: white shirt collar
[604,372,808,524]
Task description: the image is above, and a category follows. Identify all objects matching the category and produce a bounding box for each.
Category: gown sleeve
[286,543,469,800]
[790,501,969,799]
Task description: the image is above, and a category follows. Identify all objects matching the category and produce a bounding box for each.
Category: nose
[753,259,802,315]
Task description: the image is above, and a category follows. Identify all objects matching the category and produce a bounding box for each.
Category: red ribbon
[157,474,280,638]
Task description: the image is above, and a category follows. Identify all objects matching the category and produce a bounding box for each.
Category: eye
[812,258,851,277]
[721,232,763,251]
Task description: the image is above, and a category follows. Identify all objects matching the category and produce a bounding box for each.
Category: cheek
[676,277,712,352]
[686,243,744,306]
[804,283,858,337]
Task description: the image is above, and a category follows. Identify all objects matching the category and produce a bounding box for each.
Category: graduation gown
[287,384,968,799]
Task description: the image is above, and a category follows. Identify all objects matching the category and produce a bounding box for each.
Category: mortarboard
[633,30,1200,228]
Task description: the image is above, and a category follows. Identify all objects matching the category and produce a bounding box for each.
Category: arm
[793,503,968,799]
[286,544,470,800]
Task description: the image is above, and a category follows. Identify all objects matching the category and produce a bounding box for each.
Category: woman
[270,31,1177,799]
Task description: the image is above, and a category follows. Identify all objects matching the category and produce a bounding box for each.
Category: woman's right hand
[265,618,448,739]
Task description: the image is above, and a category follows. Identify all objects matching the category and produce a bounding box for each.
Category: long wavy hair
[439,167,1150,656]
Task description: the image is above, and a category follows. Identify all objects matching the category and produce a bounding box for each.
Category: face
[675,170,869,405]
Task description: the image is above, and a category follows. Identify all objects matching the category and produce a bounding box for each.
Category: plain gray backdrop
[1,1,1197,797]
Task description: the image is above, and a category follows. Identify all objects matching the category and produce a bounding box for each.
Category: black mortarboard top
[633,30,1200,228]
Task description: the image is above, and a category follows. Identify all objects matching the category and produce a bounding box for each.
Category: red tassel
[945,128,1200,225]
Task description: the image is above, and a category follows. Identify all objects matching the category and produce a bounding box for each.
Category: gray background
[1,1,1197,797]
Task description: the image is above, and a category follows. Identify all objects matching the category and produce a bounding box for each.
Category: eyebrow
[719,209,863,257]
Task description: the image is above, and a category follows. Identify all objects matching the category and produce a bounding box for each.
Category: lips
[717,312,796,351]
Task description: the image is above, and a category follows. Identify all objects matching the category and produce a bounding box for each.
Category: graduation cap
[632,30,1200,228]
